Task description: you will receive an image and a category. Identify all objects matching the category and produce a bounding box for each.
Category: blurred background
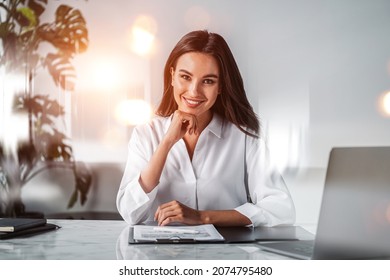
[1,0,390,225]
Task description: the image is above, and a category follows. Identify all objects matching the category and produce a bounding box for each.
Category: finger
[155,201,178,224]
[160,216,181,226]
[159,209,185,226]
[154,206,160,221]
[186,115,198,135]
[154,202,171,221]
[174,110,199,134]
[169,112,192,138]
[157,208,179,226]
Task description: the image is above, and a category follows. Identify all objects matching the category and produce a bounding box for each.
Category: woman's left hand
[154,200,202,226]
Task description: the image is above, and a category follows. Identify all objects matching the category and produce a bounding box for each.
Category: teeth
[184,98,201,105]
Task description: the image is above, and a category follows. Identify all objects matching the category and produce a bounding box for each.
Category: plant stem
[23,161,76,184]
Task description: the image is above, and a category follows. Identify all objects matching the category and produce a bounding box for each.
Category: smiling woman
[116,30,296,227]
[170,52,220,132]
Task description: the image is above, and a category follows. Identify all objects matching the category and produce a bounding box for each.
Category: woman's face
[171,52,220,120]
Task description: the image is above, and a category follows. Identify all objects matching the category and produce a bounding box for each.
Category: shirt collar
[206,113,223,138]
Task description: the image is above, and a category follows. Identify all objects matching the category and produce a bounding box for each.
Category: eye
[203,79,216,85]
[180,74,191,81]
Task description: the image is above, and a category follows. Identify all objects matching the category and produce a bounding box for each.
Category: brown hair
[156,30,259,137]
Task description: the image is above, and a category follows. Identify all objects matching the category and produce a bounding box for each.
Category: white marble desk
[0,219,315,260]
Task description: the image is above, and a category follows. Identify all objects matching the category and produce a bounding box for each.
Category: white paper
[133,224,224,241]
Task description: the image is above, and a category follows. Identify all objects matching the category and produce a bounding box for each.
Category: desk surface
[0,219,315,260]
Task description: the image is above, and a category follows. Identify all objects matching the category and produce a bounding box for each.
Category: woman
[117,30,295,227]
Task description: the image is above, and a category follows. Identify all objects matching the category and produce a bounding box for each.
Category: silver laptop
[260,147,390,259]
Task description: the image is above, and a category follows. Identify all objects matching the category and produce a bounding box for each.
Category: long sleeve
[234,136,296,226]
[116,126,158,225]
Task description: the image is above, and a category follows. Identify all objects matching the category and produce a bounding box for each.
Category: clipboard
[128,225,314,244]
[128,225,225,244]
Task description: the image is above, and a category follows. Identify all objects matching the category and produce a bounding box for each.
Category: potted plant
[0,0,91,217]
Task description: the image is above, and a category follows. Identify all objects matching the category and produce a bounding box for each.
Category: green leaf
[17,7,37,27]
[74,162,92,206]
[43,53,76,91]
[39,95,65,117]
[34,128,71,161]
[17,142,37,169]
[67,189,78,208]
[55,5,88,53]
[0,22,12,38]
[28,0,48,18]
[16,94,65,118]
[37,5,88,54]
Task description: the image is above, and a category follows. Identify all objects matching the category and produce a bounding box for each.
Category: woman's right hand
[163,110,199,146]
[139,110,199,193]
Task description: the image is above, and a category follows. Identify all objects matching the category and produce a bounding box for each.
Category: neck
[196,111,213,133]
[183,111,213,161]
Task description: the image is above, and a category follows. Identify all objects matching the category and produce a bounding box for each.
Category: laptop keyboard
[291,242,314,255]
[259,240,315,259]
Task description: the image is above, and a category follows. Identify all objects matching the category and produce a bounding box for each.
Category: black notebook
[0,218,47,232]
[0,218,60,240]
[0,223,60,240]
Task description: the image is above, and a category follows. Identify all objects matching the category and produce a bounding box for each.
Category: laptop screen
[313,147,390,259]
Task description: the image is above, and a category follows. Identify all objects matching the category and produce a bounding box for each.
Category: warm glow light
[2,114,29,155]
[115,99,152,126]
[91,59,124,93]
[377,91,390,117]
[131,27,155,56]
[383,92,390,115]
[0,71,29,155]
[128,15,157,56]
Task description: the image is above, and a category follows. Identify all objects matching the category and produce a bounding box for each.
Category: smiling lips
[183,96,205,107]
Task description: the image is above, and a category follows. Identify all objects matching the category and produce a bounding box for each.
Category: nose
[188,81,200,96]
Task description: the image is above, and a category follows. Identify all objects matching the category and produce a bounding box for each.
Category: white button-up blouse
[116,114,295,226]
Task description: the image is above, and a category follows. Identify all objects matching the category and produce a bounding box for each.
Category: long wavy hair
[156,30,260,138]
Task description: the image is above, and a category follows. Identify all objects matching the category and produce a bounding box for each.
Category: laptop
[259,146,390,259]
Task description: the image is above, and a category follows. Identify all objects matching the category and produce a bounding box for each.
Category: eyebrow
[178,69,219,79]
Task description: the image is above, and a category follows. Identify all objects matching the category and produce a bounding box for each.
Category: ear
[170,67,175,86]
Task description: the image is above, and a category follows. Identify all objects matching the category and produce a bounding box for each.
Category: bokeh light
[383,92,390,115]
[115,99,152,126]
[377,91,390,117]
[2,113,29,155]
[90,58,125,93]
[0,72,29,154]
[128,15,157,56]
